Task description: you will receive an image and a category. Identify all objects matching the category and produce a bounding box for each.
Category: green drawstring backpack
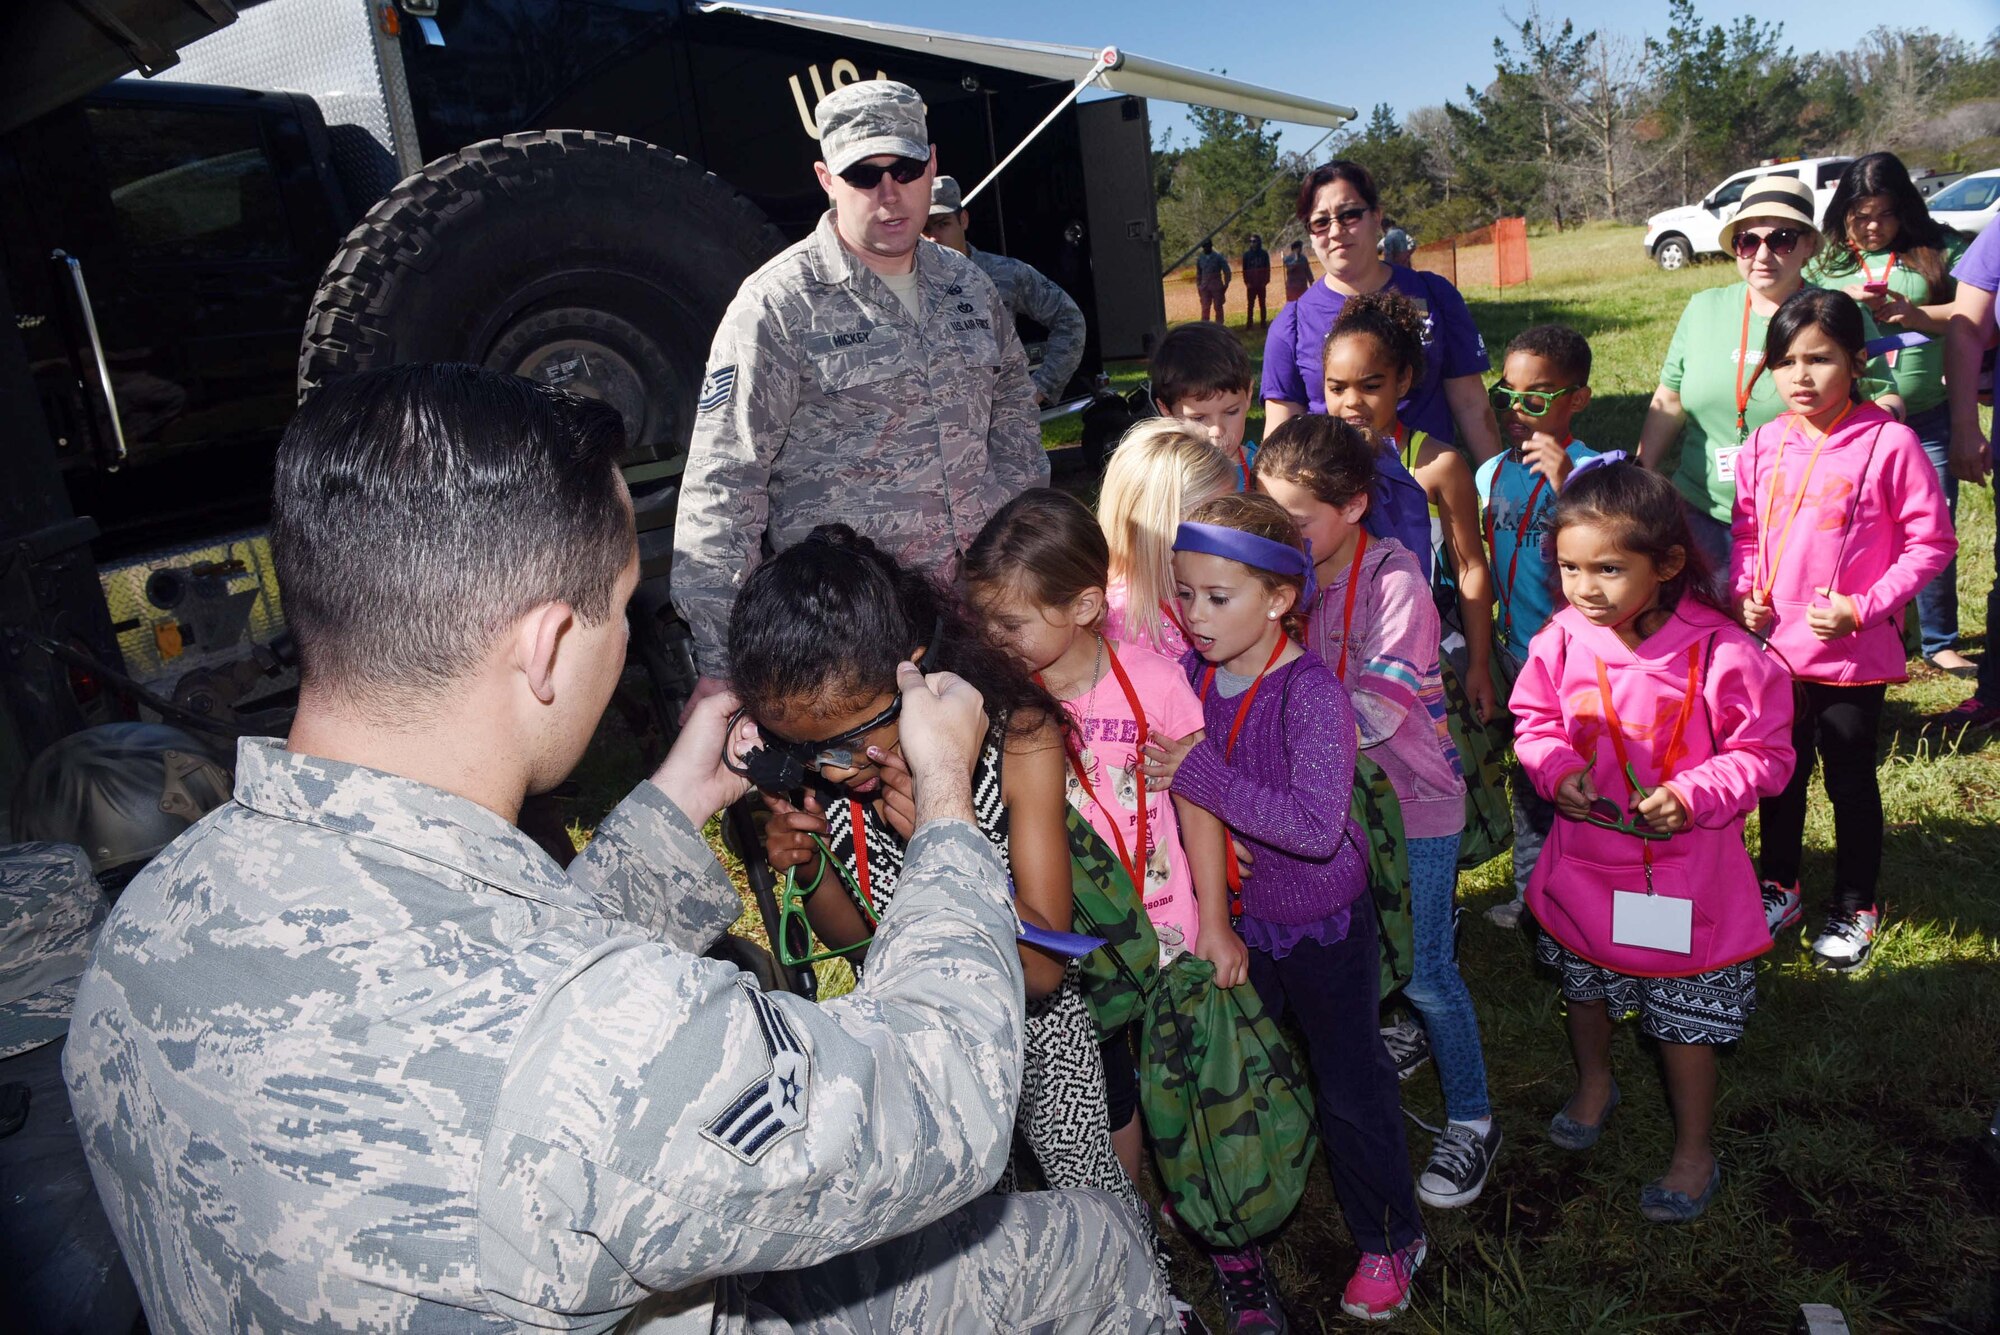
[1352,753,1414,999]
[1066,805,1161,1041]
[1137,956,1318,1248]
[1438,655,1515,871]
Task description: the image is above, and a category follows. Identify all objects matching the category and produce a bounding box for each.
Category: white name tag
[1714,446,1742,483]
[1611,890,1694,955]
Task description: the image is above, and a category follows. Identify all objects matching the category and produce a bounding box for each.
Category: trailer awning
[695,3,1356,129]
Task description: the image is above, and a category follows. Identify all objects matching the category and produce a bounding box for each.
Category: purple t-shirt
[1954,223,2000,303]
[1260,265,1491,444]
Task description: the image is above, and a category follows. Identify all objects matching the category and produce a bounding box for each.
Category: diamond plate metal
[97,530,287,688]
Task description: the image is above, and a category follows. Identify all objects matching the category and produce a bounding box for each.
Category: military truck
[0,0,1351,851]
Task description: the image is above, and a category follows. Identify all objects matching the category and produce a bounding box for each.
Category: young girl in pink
[1731,287,1956,971]
[1513,458,1795,1223]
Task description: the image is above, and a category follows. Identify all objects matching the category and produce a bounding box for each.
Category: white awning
[695,3,1356,128]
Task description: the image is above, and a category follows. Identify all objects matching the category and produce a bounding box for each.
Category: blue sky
[792,0,1999,155]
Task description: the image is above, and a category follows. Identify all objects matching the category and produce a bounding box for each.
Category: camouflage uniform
[64,739,1170,1333]
[1193,249,1231,323]
[966,245,1087,404]
[0,841,105,1060]
[673,211,1046,678]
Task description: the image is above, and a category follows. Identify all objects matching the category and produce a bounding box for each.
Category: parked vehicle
[1927,167,2000,238]
[1643,156,1854,270]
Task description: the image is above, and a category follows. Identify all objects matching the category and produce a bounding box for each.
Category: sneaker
[1174,1296,1212,1334]
[1930,697,2000,731]
[1417,1120,1503,1208]
[1810,906,1881,971]
[1484,896,1527,928]
[1339,1238,1427,1321]
[1210,1245,1287,1334]
[1760,881,1802,938]
[1380,1016,1430,1081]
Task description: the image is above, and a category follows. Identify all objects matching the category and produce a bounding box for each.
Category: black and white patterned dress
[824,727,1146,1222]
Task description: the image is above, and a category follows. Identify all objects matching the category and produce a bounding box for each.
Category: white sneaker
[1484,897,1526,928]
[1810,906,1881,971]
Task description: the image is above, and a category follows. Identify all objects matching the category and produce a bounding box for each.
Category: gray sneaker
[1380,1016,1430,1081]
[1417,1121,1502,1208]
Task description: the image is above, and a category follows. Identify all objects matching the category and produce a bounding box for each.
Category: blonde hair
[1097,418,1237,651]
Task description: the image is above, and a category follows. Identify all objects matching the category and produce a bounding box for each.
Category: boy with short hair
[1475,324,1599,928]
[1151,321,1258,490]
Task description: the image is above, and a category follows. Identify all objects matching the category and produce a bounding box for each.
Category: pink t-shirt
[1058,641,1207,959]
[1103,577,1192,660]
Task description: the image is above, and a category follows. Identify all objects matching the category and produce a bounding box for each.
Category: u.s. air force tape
[702,984,809,1163]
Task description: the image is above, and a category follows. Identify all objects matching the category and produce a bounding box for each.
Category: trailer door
[1077,96,1163,362]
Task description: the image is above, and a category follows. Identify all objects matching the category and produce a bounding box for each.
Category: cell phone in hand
[1862,280,1889,295]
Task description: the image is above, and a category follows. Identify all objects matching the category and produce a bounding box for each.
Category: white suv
[1643,157,1854,270]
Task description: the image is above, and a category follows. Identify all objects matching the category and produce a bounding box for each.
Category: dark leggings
[1759,681,1887,916]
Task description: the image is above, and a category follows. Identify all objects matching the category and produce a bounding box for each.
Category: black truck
[0,0,1351,833]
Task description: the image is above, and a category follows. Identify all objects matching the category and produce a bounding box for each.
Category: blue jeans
[1402,832,1493,1122]
[1908,403,1961,656]
[1680,500,1734,599]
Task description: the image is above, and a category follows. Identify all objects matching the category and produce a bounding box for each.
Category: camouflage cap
[930,175,963,217]
[817,79,929,176]
[0,842,107,1059]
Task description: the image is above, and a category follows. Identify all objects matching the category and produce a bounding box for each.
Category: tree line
[1155,2,2000,264]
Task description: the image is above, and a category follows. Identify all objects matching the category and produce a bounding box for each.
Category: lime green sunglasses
[1489,384,1579,418]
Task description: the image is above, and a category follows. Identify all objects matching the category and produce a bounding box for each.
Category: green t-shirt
[1659,281,1888,521]
[1807,236,1966,415]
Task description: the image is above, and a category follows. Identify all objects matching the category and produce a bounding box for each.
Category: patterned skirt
[1536,932,1757,1045]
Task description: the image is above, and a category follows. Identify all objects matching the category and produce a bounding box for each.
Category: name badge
[1714,445,1742,483]
[1611,890,1693,955]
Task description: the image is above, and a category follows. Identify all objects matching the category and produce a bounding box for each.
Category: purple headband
[1173,521,1319,608]
[1565,450,1628,487]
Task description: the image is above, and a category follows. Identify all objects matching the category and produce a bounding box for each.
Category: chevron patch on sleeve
[697,365,736,414]
[702,985,810,1163]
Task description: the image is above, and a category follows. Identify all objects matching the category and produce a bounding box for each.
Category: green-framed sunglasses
[1584,762,1673,841]
[776,833,880,968]
[1489,383,1579,418]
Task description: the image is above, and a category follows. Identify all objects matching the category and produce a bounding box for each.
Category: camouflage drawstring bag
[1438,655,1515,871]
[1352,754,1414,999]
[1137,955,1317,1249]
[1067,805,1160,1042]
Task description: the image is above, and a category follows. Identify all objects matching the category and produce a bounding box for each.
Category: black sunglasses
[1307,205,1371,236]
[839,156,928,190]
[1732,227,1805,259]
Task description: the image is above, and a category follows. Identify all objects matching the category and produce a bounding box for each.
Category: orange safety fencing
[1411,217,1531,289]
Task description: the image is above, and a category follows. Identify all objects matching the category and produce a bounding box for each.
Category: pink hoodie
[1729,402,1954,685]
[1512,602,1796,976]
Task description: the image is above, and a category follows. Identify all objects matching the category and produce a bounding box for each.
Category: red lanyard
[1038,640,1150,892]
[1594,648,1701,867]
[850,798,873,908]
[1733,290,1756,442]
[1857,250,1896,285]
[1755,405,1852,601]
[1484,459,1551,642]
[1198,634,1289,906]
[1333,530,1368,678]
[1158,598,1190,648]
[1233,442,1252,489]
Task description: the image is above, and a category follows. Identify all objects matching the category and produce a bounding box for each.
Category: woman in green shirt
[1637,176,1900,579]
[1814,152,1968,673]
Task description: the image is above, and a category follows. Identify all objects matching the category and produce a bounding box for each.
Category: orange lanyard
[1039,640,1150,892]
[1594,648,1701,867]
[1332,530,1369,679]
[1484,459,1552,641]
[1733,290,1755,442]
[1199,634,1289,907]
[1857,251,1896,286]
[1755,405,1852,601]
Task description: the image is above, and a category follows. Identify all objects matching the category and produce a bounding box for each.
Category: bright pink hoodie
[1512,602,1796,977]
[1728,402,1954,685]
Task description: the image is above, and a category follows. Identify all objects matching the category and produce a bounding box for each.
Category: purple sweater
[1172,649,1369,925]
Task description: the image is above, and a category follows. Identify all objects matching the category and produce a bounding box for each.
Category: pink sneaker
[1340,1238,1427,1320]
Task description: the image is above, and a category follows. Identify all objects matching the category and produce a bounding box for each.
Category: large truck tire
[298,130,787,463]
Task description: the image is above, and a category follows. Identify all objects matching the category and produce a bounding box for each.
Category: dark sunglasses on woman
[838,156,928,190]
[1307,204,1372,235]
[1731,227,1805,259]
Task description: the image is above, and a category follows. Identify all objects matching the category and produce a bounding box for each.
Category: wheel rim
[1660,243,1686,270]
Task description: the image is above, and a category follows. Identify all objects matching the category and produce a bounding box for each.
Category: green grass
[569,222,2000,1333]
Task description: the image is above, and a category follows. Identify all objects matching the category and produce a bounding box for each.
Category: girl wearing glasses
[1637,175,1898,579]
[1811,152,1969,675]
[738,526,1159,1252]
[1261,160,1504,473]
[1513,459,1795,1224]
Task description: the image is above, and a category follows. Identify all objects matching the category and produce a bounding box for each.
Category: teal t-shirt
[1659,281,1888,521]
[1475,439,1601,665]
[1807,236,1965,415]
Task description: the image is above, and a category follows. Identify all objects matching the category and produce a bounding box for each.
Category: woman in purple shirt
[1263,160,1504,465]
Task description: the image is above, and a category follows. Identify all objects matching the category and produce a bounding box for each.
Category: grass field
[576,223,2000,1333]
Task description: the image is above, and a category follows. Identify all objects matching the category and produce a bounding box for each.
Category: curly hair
[1325,287,1427,386]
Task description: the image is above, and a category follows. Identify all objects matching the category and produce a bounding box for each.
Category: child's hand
[1142,727,1203,790]
[1522,433,1576,488]
[1807,588,1859,640]
[763,790,829,874]
[1194,923,1251,988]
[1466,667,1499,723]
[1230,836,1256,880]
[1741,592,1773,635]
[1634,783,1689,835]
[865,746,919,840]
[1554,767,1598,821]
[1873,288,1918,327]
